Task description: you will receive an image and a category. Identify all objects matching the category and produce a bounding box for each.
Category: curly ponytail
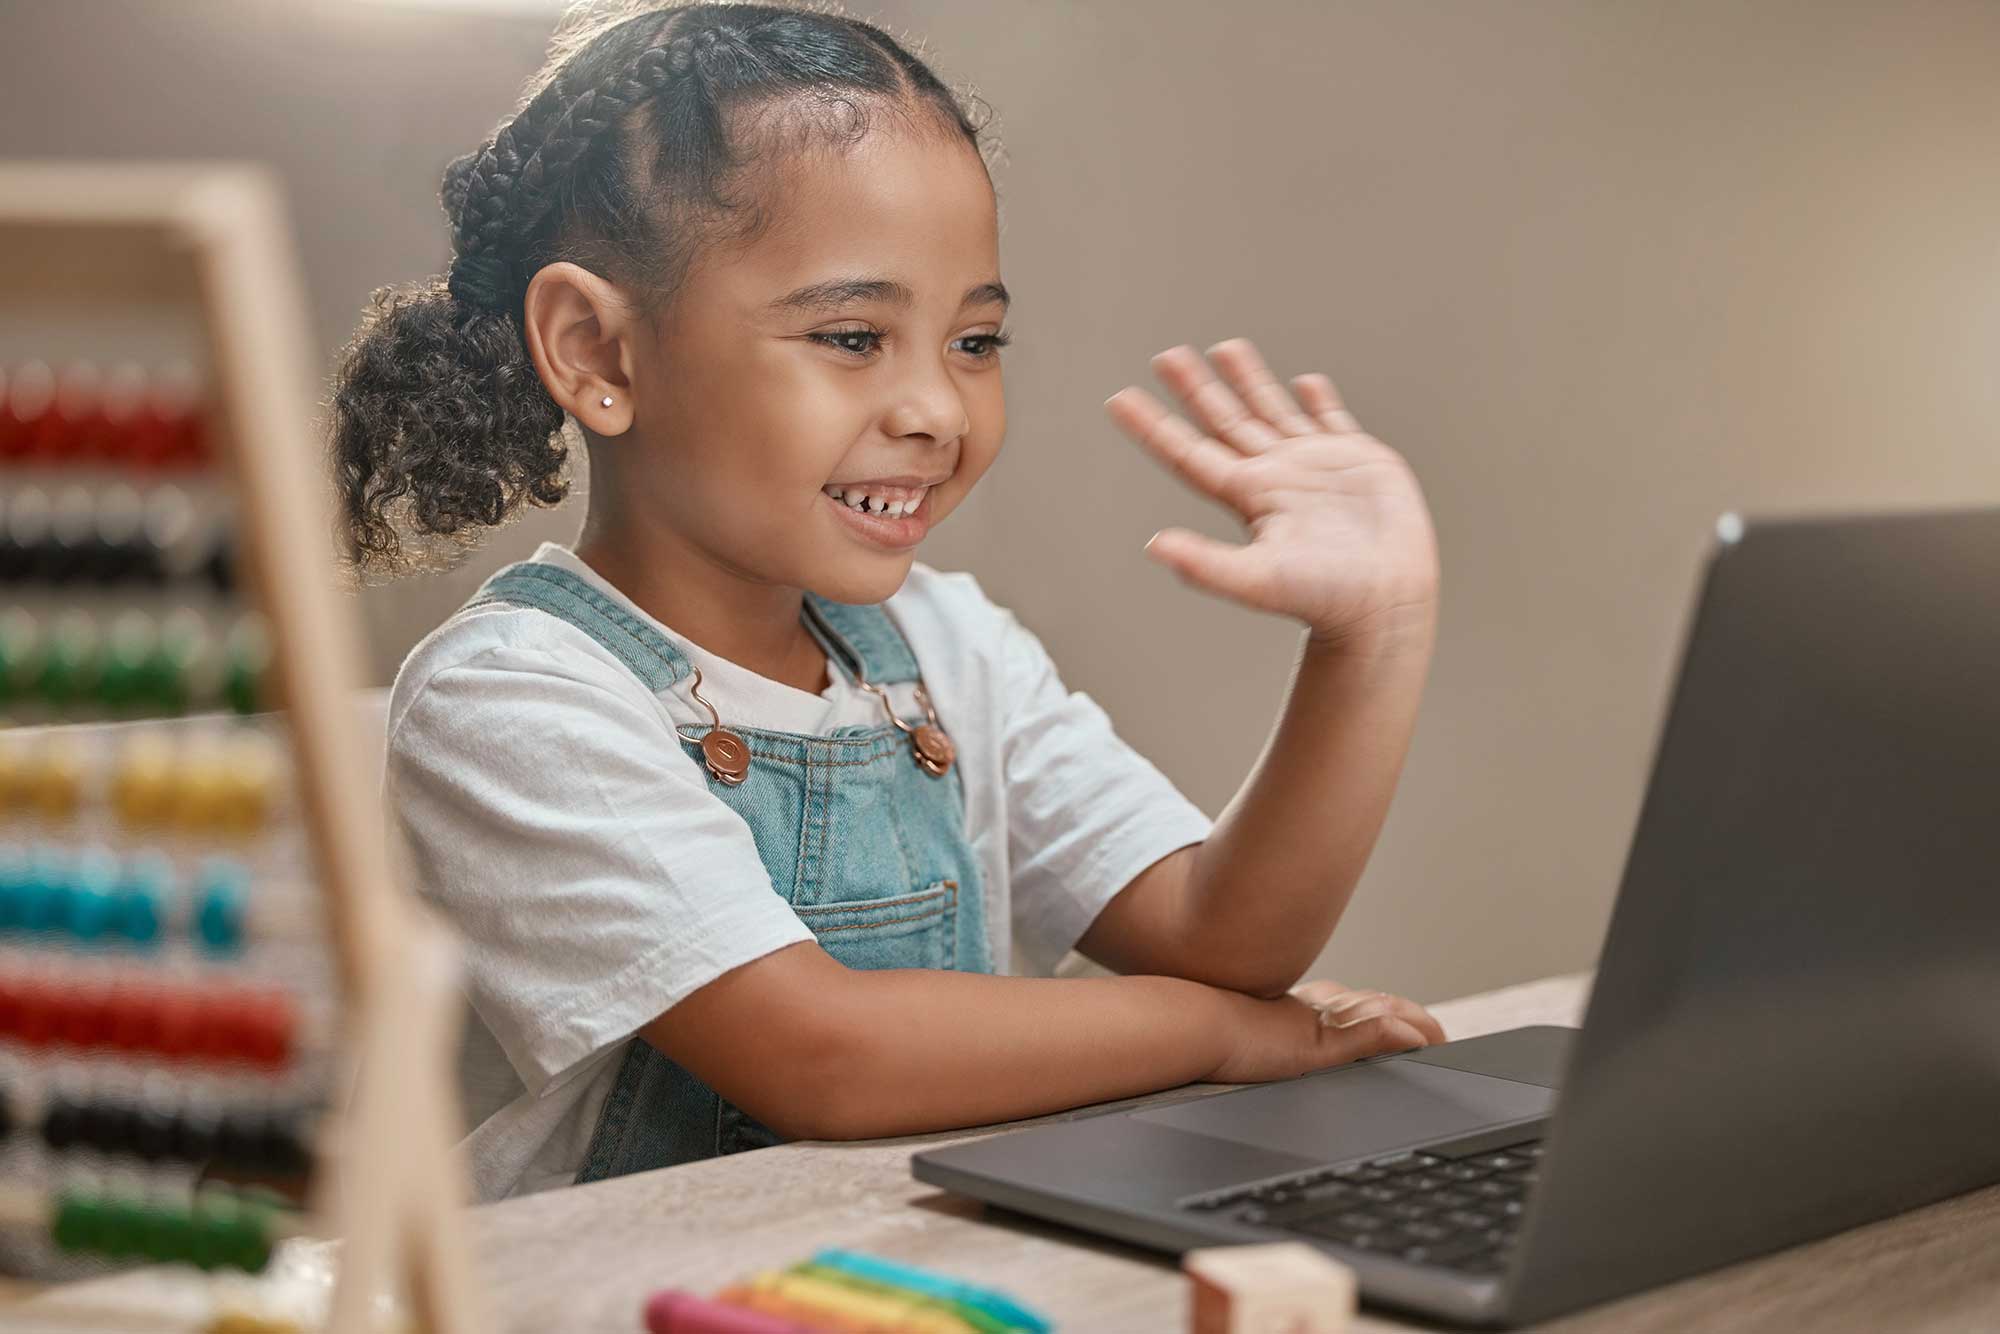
[329,1,996,574]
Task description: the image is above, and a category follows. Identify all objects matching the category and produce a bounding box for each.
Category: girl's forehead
[714,126,1000,313]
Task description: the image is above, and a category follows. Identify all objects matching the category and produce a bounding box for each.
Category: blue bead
[68,849,122,942]
[0,847,25,930]
[194,858,249,955]
[116,852,174,946]
[67,889,117,941]
[115,887,163,946]
[24,848,73,934]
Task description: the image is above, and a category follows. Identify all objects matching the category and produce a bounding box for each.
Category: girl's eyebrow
[769,277,1010,314]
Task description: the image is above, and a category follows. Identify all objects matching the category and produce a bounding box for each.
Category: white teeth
[824,485,926,518]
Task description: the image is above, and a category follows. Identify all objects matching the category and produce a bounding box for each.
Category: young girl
[332,0,1445,1202]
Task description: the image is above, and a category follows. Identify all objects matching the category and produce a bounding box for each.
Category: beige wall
[7,0,1997,1003]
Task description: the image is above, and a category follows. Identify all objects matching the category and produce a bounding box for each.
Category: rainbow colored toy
[644,1248,1053,1334]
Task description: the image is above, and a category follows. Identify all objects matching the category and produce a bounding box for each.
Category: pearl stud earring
[600,395,615,408]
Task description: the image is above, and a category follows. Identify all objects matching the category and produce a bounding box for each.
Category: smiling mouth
[820,484,933,549]
[820,482,932,518]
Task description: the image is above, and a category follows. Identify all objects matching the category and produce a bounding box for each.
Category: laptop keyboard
[1180,1137,1545,1275]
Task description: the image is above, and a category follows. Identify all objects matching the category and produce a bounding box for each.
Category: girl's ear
[521,261,639,436]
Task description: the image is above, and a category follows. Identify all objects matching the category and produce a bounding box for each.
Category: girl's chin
[802,549,920,606]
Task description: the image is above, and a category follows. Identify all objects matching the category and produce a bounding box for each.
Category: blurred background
[4,0,1994,1004]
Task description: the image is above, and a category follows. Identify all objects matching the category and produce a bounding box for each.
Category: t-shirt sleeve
[993,601,1215,975]
[384,644,814,1096]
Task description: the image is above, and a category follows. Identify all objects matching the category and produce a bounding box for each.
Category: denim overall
[462,562,993,1182]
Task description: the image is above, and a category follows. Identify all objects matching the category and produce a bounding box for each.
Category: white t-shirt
[383,542,1214,1200]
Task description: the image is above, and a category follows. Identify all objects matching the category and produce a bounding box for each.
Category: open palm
[1105,338,1440,649]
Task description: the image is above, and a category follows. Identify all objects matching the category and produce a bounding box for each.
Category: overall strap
[464,563,689,691]
[803,593,922,686]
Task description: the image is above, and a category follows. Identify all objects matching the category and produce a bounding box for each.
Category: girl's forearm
[806,967,1230,1140]
[1180,613,1437,997]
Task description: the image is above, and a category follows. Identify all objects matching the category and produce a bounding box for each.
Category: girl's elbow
[737,1004,882,1141]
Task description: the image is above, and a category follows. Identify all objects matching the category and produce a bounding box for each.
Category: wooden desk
[16,971,2000,1331]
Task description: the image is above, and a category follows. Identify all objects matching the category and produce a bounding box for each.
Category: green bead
[222,618,269,716]
[137,1201,185,1264]
[223,659,258,715]
[191,1190,274,1273]
[50,1193,97,1253]
[150,614,206,715]
[0,611,39,706]
[185,1217,224,1270]
[100,1197,146,1259]
[36,629,97,711]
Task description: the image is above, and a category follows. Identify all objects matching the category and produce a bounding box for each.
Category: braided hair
[330,1,996,573]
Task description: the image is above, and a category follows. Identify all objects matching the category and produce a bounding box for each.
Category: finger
[1288,979,1357,1007]
[1290,372,1363,435]
[1208,339,1319,437]
[1104,386,1250,509]
[1319,1012,1429,1064]
[1144,526,1267,606]
[1150,345,1283,455]
[1314,991,1388,1027]
[1385,995,1448,1046]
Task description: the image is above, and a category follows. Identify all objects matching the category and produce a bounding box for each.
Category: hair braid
[448,14,711,311]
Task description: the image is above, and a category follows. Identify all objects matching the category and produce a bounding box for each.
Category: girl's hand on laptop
[1204,979,1445,1085]
[1105,338,1440,654]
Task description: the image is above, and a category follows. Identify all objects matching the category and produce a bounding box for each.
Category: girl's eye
[811,329,882,357]
[807,329,1014,360]
[957,331,1013,360]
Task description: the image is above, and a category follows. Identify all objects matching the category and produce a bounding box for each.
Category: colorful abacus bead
[0,362,54,462]
[112,731,176,824]
[35,615,99,717]
[113,852,170,945]
[223,618,269,715]
[194,858,249,955]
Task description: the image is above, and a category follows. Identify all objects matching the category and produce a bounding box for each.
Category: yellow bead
[173,762,230,829]
[31,738,84,820]
[0,737,28,812]
[217,733,281,833]
[113,731,177,826]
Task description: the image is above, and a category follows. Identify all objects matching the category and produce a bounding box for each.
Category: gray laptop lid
[1504,506,2000,1323]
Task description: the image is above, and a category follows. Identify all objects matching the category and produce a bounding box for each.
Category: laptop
[912,505,2000,1327]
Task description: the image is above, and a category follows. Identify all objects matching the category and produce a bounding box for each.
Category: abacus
[0,164,482,1332]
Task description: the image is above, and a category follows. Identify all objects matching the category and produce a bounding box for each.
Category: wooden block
[1184,1242,1356,1334]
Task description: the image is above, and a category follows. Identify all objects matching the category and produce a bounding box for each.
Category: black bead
[216,1108,266,1172]
[131,1102,178,1161]
[172,1104,221,1163]
[40,1094,85,1150]
[201,536,236,595]
[260,1111,312,1178]
[81,1095,136,1154]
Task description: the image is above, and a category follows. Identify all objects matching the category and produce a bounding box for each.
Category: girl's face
[628,120,1007,605]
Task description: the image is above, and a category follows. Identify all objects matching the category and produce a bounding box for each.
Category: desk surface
[17,971,2000,1331]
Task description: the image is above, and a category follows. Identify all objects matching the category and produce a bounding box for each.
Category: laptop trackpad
[1132,1060,1555,1163]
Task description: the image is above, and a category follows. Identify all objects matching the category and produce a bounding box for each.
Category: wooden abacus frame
[0,163,484,1332]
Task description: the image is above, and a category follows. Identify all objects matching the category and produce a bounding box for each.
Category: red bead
[104,981,164,1053]
[15,980,61,1047]
[152,989,204,1060]
[0,977,26,1036]
[55,981,114,1049]
[3,370,54,462]
[238,992,297,1069]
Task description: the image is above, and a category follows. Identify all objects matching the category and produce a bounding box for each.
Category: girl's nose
[884,362,971,445]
